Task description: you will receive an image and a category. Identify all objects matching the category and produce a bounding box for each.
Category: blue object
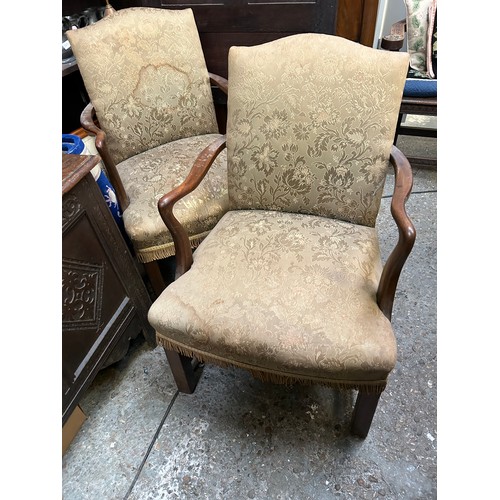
[94,166,125,233]
[62,133,125,234]
[62,134,86,154]
[403,78,437,98]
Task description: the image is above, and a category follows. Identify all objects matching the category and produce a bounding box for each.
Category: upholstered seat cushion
[119,134,228,262]
[149,209,397,390]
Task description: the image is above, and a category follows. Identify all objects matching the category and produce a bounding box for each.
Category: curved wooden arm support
[209,73,228,95]
[158,135,227,280]
[377,146,416,320]
[80,102,129,210]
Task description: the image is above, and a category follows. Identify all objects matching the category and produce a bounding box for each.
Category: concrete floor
[62,130,437,499]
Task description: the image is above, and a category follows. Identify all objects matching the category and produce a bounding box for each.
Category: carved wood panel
[62,156,154,425]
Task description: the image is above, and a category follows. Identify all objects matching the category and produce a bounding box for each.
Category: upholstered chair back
[227,34,409,227]
[67,8,219,164]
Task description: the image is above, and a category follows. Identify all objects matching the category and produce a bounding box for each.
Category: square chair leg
[164,349,204,394]
[351,391,382,438]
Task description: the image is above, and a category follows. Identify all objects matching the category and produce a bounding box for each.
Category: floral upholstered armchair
[67,7,229,295]
[148,34,416,438]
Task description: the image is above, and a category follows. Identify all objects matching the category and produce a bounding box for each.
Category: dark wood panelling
[147,0,336,32]
[336,0,379,47]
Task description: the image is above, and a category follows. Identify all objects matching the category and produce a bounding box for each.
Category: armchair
[148,34,416,438]
[66,7,229,296]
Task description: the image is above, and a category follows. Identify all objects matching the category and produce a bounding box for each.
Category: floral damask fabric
[67,8,219,164]
[149,210,397,386]
[227,34,409,227]
[119,134,228,263]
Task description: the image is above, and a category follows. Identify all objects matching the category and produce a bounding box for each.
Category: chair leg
[164,348,204,394]
[351,391,382,438]
[144,260,167,298]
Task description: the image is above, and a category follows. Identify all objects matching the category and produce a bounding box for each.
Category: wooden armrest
[377,146,416,319]
[80,102,101,135]
[209,72,228,95]
[158,135,227,279]
[80,103,129,210]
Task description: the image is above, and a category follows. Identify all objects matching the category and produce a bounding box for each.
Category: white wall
[372,0,407,49]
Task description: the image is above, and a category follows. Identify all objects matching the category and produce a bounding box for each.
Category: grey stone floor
[62,134,437,500]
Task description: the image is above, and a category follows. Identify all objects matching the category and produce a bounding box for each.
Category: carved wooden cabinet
[62,154,155,425]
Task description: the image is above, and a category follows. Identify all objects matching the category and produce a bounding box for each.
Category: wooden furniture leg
[164,349,204,394]
[351,391,382,438]
[144,260,167,298]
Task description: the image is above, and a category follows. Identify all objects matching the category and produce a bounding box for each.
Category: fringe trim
[136,231,211,263]
[156,335,387,394]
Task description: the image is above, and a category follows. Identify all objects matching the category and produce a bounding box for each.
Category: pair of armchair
[68,6,416,438]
